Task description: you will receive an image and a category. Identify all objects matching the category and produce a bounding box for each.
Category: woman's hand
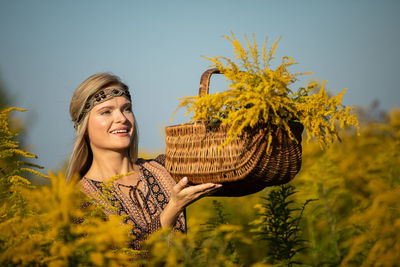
[160,177,222,228]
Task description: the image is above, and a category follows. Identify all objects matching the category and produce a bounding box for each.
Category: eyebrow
[96,103,132,112]
[96,105,114,112]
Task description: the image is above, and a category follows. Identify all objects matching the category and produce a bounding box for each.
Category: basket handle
[198,68,221,97]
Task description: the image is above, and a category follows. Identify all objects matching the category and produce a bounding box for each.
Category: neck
[85,148,134,182]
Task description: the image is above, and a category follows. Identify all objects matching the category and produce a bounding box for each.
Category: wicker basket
[165,68,304,196]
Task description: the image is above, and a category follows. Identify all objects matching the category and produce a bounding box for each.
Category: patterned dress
[79,154,186,250]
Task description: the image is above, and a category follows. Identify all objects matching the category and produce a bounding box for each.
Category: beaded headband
[74,87,131,129]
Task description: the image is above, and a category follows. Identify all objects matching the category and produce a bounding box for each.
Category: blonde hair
[66,73,139,182]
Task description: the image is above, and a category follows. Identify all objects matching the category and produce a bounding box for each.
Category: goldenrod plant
[251,185,314,266]
[175,33,359,149]
[143,216,251,267]
[0,108,138,266]
[200,200,241,265]
[1,98,398,265]
[0,108,44,220]
[291,107,400,266]
[181,107,399,266]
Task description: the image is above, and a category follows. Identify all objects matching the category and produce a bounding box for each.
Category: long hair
[66,73,139,182]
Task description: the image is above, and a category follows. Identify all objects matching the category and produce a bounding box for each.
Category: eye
[124,106,132,113]
[100,110,111,115]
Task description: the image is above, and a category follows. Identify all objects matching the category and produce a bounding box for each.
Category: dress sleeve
[147,212,186,234]
[146,214,162,234]
[154,154,166,167]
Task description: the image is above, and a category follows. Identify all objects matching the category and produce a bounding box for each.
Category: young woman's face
[87,95,134,154]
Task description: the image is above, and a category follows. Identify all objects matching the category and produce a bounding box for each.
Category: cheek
[88,116,110,141]
[93,116,109,130]
[128,115,135,135]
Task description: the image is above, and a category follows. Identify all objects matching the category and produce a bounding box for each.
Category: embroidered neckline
[83,174,143,188]
[83,167,142,188]
[82,158,148,187]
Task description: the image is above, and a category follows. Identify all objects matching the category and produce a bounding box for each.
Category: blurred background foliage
[0,76,399,265]
[181,104,400,266]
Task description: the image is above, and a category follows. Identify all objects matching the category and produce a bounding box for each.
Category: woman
[67,73,221,249]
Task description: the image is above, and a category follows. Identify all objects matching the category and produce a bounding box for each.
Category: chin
[111,142,131,151]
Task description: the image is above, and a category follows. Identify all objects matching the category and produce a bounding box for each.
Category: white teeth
[111,130,128,134]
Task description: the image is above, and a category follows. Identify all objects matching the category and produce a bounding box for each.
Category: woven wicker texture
[165,68,304,196]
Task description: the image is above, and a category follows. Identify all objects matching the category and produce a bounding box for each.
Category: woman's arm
[160,177,222,228]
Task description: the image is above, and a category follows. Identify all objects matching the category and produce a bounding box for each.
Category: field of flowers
[1,104,399,266]
[0,33,398,267]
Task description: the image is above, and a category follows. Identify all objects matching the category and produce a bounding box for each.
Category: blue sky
[0,0,399,170]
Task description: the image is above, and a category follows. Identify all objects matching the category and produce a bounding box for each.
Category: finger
[182,183,222,196]
[204,184,223,196]
[178,184,223,208]
[200,184,222,195]
[174,177,189,192]
[190,185,223,200]
[182,183,216,194]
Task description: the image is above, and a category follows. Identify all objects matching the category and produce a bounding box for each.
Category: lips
[111,129,128,134]
[110,127,130,135]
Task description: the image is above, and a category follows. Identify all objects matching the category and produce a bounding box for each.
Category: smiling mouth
[111,129,129,134]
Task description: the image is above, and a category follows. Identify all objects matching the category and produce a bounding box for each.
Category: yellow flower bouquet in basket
[165,33,359,196]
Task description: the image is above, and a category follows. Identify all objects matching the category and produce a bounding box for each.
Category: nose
[114,110,128,123]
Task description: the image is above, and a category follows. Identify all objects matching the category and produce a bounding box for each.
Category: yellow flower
[174,32,359,150]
